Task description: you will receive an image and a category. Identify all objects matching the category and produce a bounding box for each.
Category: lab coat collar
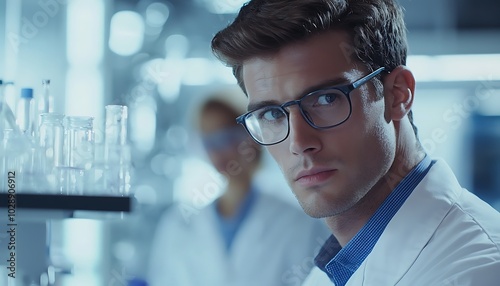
[349,159,463,285]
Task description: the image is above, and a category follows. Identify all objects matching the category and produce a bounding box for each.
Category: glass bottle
[1,83,37,193]
[39,79,52,114]
[16,88,36,137]
[36,79,54,135]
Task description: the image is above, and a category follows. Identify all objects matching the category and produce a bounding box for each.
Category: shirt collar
[314,155,434,285]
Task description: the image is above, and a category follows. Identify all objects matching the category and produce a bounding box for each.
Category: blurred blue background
[0,0,499,285]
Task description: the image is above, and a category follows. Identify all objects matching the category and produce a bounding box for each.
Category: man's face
[242,30,397,218]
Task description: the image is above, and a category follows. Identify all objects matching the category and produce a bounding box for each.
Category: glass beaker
[64,116,94,170]
[61,116,94,195]
[39,113,65,192]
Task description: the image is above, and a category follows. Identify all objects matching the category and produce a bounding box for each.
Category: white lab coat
[303,159,500,285]
[148,191,330,286]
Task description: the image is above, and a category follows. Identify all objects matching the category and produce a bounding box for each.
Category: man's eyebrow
[247,76,348,112]
[248,100,280,111]
[300,77,348,96]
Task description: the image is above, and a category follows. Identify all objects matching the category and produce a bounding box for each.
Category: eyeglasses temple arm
[351,67,386,90]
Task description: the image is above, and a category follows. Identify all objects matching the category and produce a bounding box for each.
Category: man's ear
[383,66,416,121]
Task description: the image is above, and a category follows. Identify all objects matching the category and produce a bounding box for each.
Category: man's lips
[295,168,337,187]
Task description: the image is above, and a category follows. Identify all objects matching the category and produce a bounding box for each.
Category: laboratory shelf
[0,193,132,212]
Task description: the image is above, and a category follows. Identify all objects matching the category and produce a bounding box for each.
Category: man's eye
[259,108,285,121]
[316,93,339,105]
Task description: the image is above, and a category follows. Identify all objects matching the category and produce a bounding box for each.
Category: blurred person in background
[148,89,330,286]
[211,0,500,285]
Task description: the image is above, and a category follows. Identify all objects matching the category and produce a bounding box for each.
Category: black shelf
[0,193,132,212]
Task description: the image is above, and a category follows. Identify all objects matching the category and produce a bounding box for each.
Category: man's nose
[287,107,322,155]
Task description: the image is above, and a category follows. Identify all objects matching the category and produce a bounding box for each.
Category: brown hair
[211,0,419,138]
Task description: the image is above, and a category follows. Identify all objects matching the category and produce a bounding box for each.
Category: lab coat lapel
[198,205,232,285]
[348,160,462,285]
[302,267,335,285]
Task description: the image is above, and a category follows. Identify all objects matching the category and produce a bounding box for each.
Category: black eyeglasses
[236,67,385,146]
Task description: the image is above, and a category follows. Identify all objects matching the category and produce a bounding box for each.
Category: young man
[211,0,500,285]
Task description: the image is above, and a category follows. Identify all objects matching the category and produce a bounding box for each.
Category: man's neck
[325,144,425,247]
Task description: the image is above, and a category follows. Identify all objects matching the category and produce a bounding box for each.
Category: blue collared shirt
[314,155,434,286]
[213,187,257,252]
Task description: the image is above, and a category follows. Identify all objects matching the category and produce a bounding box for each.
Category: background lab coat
[149,191,330,286]
[303,159,500,285]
